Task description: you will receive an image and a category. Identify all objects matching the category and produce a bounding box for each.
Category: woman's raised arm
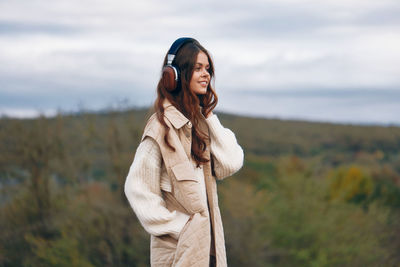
[205,114,244,180]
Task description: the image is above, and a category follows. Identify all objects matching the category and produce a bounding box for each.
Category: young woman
[124,37,244,267]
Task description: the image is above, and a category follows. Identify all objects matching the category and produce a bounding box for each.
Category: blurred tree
[0,115,64,236]
[24,231,94,267]
[1,108,399,266]
[328,166,374,205]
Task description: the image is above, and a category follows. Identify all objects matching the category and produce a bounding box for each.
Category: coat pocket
[173,213,211,266]
[171,161,205,214]
[150,234,177,266]
[171,161,199,182]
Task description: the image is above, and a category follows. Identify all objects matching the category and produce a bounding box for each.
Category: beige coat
[137,100,243,266]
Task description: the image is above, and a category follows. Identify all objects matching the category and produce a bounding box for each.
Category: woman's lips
[199,81,208,87]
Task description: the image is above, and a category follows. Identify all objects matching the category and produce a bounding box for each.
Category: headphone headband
[166,37,196,65]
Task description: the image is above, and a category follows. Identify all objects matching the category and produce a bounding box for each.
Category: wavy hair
[154,39,218,167]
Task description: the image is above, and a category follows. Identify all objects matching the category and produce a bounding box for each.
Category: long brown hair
[154,39,218,167]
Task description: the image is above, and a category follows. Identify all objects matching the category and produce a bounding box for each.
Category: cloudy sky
[1,0,399,124]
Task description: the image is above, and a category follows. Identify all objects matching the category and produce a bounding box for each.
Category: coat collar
[163,99,190,129]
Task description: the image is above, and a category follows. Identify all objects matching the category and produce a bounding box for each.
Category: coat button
[187,121,192,128]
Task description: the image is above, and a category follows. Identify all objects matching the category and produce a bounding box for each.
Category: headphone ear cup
[162,65,179,91]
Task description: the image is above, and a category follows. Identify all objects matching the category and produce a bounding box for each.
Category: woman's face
[189,51,210,95]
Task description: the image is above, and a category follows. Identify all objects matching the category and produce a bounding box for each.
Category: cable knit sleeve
[124,137,190,239]
[205,114,244,180]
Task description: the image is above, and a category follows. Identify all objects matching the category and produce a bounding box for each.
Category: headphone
[161,37,196,92]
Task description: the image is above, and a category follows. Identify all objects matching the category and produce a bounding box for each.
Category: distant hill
[1,107,400,266]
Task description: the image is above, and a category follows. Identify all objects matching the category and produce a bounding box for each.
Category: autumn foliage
[0,109,399,266]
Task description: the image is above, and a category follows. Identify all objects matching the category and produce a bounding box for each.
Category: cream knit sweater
[124,114,244,240]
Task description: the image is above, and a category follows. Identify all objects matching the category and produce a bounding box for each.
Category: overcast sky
[1,0,399,124]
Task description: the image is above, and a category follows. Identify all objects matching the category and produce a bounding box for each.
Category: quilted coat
[126,99,244,266]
